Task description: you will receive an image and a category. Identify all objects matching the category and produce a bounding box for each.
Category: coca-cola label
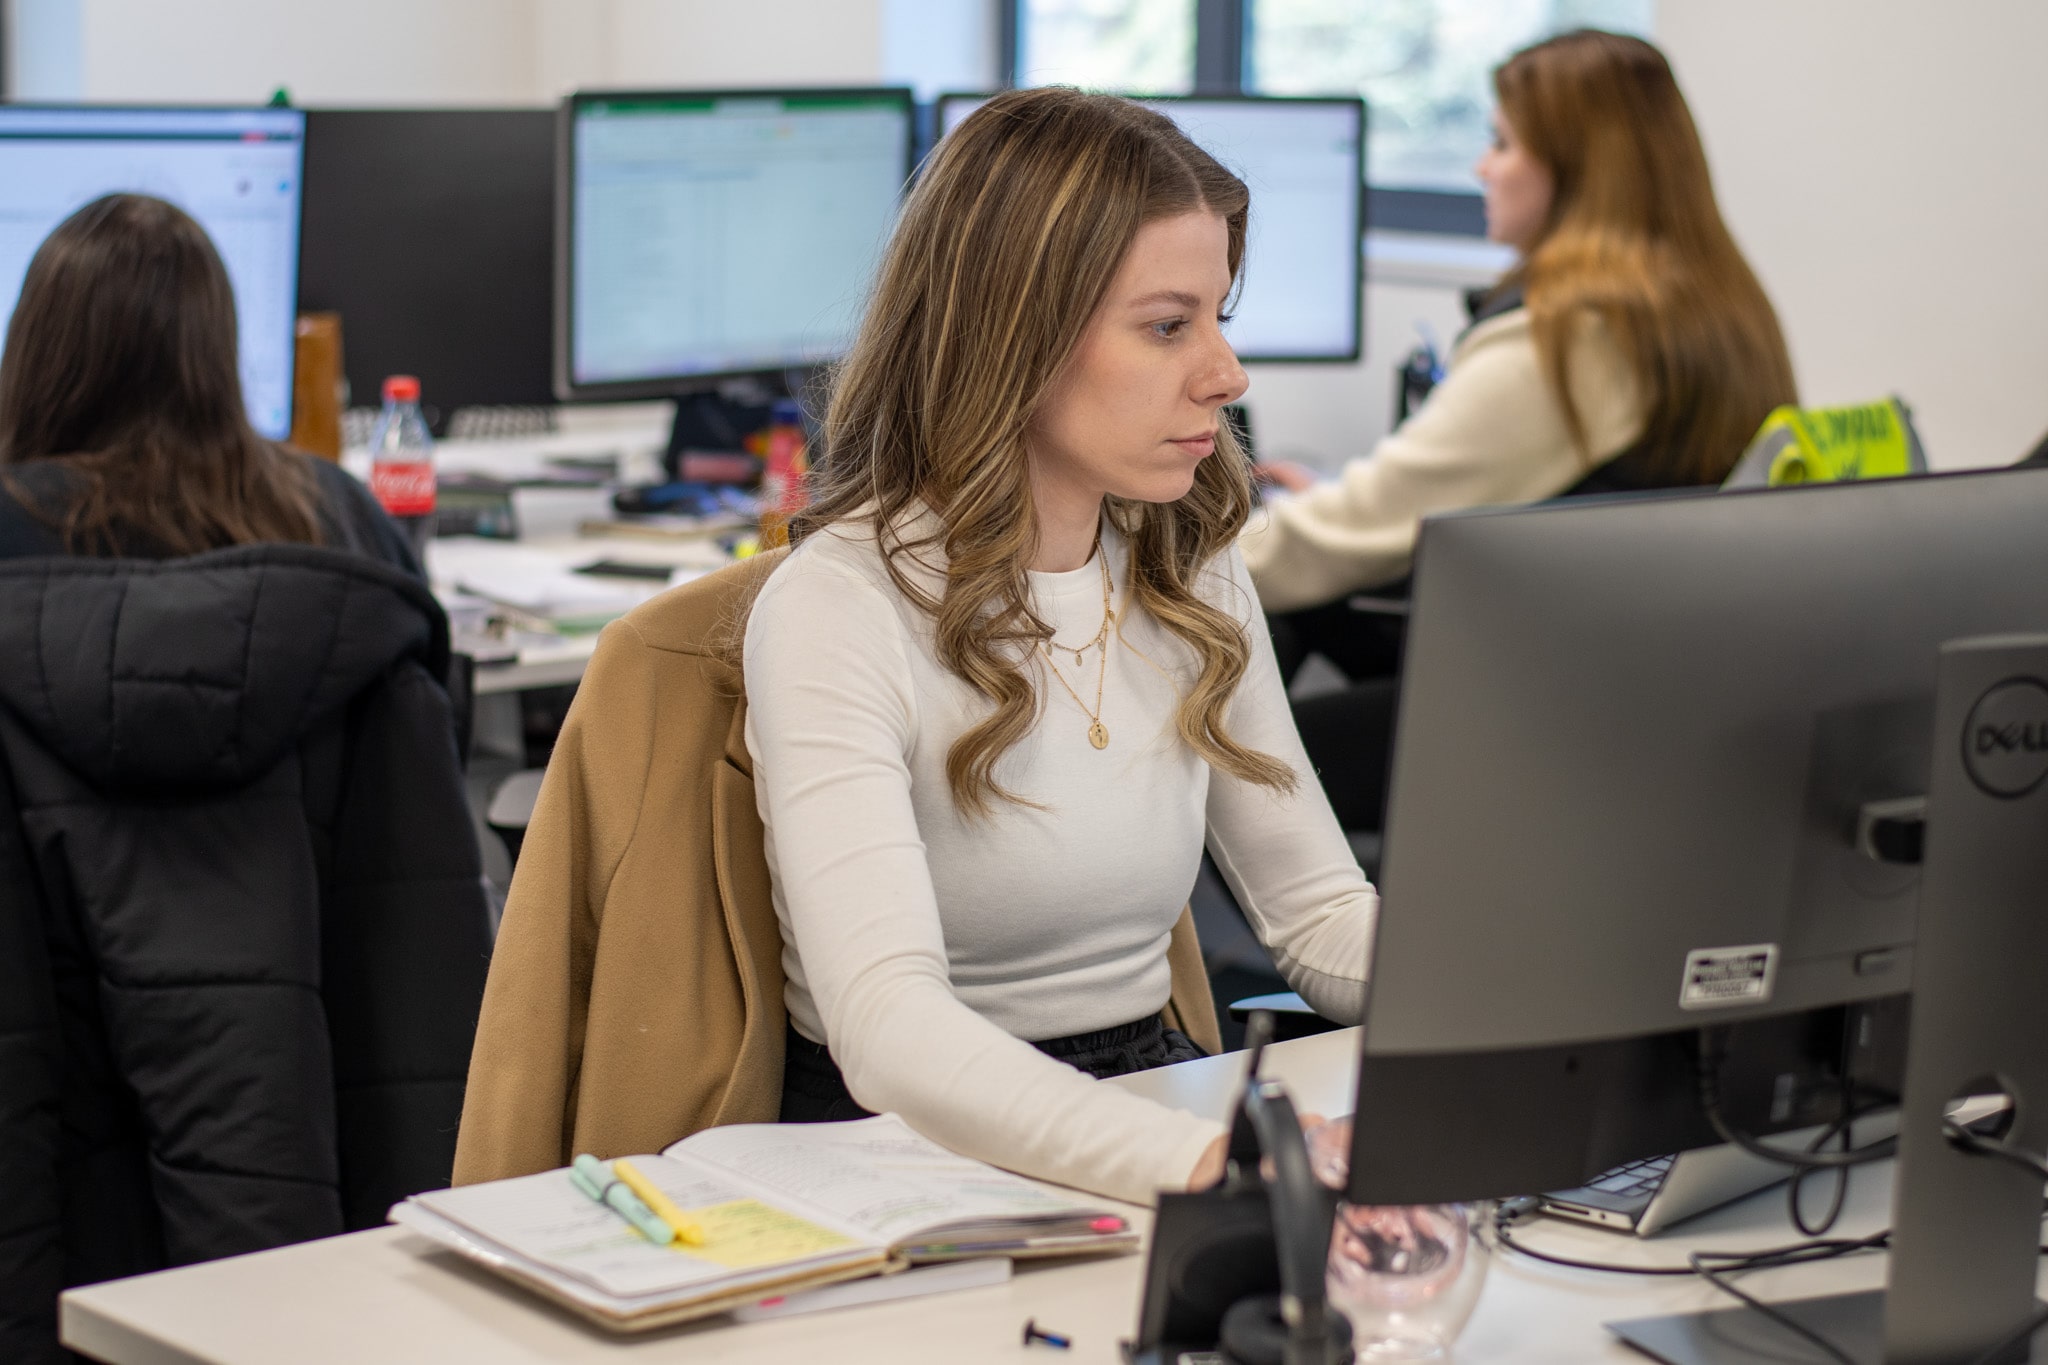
[370,460,435,516]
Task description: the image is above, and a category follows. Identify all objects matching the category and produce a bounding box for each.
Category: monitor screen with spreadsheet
[559,88,915,398]
[0,106,306,441]
[937,94,1365,363]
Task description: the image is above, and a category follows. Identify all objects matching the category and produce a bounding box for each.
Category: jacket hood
[0,545,447,793]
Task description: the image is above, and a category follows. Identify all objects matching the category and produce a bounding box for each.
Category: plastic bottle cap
[382,375,422,403]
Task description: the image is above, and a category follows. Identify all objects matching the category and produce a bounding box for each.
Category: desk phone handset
[1123,1014,1353,1365]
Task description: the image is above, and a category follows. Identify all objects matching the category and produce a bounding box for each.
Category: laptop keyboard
[1582,1153,1674,1198]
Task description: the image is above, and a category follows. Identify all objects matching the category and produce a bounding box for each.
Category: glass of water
[1307,1118,1493,1361]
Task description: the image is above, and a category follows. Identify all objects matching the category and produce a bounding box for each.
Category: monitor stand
[1610,632,2048,1365]
[661,381,783,481]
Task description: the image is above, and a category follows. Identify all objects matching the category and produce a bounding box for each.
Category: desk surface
[59,1028,2019,1364]
[344,409,724,696]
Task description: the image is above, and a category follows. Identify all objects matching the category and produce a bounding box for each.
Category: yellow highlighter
[611,1159,707,1247]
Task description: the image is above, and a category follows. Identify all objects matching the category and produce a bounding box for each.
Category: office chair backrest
[1722,397,1928,489]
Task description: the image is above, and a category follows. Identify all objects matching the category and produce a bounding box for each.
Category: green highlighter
[568,1153,676,1246]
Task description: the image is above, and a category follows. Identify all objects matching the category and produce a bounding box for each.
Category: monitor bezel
[933,91,1367,365]
[554,85,918,403]
[0,102,308,442]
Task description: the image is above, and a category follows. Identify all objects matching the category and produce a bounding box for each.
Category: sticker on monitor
[1678,943,1778,1009]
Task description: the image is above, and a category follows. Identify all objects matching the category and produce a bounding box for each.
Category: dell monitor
[558,87,916,401]
[936,94,1365,363]
[1344,466,2048,1210]
[299,108,555,435]
[0,106,305,441]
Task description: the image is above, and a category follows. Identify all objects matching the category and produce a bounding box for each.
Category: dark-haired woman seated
[0,194,488,1360]
[0,192,416,568]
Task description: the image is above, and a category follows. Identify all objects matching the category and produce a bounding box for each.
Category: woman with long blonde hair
[744,87,1375,1202]
[1246,28,1795,632]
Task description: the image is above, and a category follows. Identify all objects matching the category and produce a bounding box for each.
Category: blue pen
[568,1153,676,1246]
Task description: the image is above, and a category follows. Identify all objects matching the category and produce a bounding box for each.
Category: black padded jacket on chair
[0,545,492,1364]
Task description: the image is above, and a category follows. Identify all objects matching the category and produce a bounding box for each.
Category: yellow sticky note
[672,1199,861,1270]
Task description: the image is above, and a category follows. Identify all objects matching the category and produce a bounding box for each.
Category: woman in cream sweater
[1244,30,1796,621]
[743,88,1375,1205]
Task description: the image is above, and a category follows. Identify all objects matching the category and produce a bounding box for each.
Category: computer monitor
[0,106,305,441]
[299,108,555,434]
[935,94,1365,363]
[558,87,916,400]
[1343,467,2048,1207]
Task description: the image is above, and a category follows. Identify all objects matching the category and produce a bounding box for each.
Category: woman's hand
[1253,460,1319,495]
[1187,1112,1329,1191]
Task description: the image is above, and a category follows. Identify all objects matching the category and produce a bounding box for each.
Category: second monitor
[0,106,305,441]
[559,88,917,401]
[299,108,557,432]
[937,93,1366,364]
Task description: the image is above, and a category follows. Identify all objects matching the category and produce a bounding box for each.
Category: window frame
[1000,0,1488,237]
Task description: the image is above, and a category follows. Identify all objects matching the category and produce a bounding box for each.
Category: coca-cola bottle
[367,375,436,557]
[756,398,809,550]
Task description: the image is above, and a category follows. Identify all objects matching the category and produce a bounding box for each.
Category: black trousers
[780,1015,1208,1124]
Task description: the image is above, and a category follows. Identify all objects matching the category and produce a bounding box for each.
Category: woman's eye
[1217,312,1235,328]
[1152,319,1187,340]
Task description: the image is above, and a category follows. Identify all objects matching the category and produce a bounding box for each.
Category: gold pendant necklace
[1039,535,1114,750]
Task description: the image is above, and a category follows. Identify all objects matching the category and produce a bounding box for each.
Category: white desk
[343,406,734,697]
[58,1028,2026,1364]
[431,535,729,696]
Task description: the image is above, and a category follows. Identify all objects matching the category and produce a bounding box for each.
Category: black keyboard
[1580,1153,1674,1199]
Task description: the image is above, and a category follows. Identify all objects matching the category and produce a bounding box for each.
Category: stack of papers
[426,538,674,632]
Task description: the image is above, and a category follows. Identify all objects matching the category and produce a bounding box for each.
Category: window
[1249,0,1654,200]
[1012,0,1197,93]
[1005,0,1657,235]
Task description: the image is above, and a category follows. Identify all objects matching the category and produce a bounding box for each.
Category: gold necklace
[1039,539,1114,750]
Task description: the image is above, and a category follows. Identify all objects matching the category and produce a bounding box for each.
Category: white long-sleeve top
[742,515,1376,1204]
[1242,307,1646,612]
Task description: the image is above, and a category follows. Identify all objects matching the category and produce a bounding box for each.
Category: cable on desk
[1493,1203,1887,1363]
[1788,1044,1855,1237]
[1695,1030,1901,1172]
[1686,1246,1864,1365]
[1787,1024,1902,1237]
[1490,1203,1887,1279]
[1787,1122,1851,1236]
[1495,1199,2048,1365]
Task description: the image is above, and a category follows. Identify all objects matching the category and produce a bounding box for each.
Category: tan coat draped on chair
[452,550,1222,1185]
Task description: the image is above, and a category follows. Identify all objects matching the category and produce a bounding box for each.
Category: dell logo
[1962,677,2048,799]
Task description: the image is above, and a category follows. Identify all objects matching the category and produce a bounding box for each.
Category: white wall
[562,0,884,91]
[1246,256,1494,468]
[1658,0,2048,470]
[71,0,542,105]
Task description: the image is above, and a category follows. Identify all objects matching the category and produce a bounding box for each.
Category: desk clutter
[390,1115,1135,1331]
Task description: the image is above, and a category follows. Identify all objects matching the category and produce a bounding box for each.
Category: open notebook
[391,1115,1139,1330]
